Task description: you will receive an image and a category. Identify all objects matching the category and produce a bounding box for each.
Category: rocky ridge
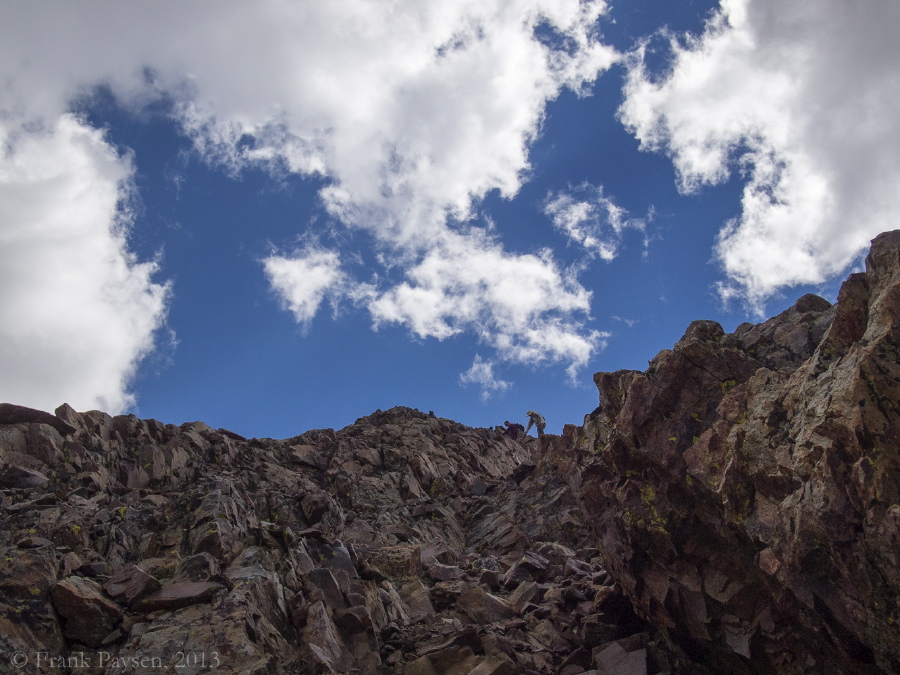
[570,231,900,673]
[0,403,651,674]
[3,231,900,674]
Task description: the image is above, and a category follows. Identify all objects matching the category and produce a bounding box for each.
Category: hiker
[525,410,546,438]
[504,420,524,440]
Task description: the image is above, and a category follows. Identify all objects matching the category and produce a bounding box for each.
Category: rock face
[3,232,900,673]
[571,231,900,673]
[0,403,639,674]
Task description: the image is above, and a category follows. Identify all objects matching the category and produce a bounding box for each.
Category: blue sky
[1,0,897,438]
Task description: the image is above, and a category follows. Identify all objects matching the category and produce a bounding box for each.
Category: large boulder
[50,576,123,647]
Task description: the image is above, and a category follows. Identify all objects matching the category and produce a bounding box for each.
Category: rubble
[0,402,645,674]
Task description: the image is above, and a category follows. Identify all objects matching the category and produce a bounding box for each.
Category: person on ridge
[525,410,546,438]
[504,420,524,440]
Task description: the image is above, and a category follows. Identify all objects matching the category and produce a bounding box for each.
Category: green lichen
[638,486,668,532]
[156,565,176,579]
[429,479,444,497]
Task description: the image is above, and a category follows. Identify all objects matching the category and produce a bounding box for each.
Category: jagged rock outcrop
[0,404,645,674]
[5,232,900,674]
[571,231,900,673]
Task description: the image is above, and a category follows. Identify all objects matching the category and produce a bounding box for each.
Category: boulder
[456,587,514,625]
[104,564,161,605]
[0,403,77,436]
[50,576,122,647]
[134,582,225,613]
[0,464,49,489]
[398,577,436,622]
[304,601,352,673]
[362,544,422,580]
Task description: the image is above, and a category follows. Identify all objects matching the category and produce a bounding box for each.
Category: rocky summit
[2,233,900,674]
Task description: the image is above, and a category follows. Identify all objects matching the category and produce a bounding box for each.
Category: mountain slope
[570,231,900,673]
[0,405,642,674]
[3,232,900,674]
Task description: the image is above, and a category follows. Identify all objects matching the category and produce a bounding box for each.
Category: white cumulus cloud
[460,355,511,401]
[544,183,645,260]
[618,0,900,311]
[263,247,354,331]
[0,115,170,413]
[369,229,606,378]
[1,0,620,406]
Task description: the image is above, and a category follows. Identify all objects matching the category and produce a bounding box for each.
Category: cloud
[263,247,355,330]
[618,0,900,311]
[0,114,170,413]
[611,316,637,328]
[460,355,511,401]
[544,183,645,260]
[1,0,620,405]
[369,229,606,377]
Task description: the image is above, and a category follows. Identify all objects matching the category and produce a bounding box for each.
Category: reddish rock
[304,567,347,610]
[0,464,49,489]
[426,561,462,582]
[573,232,900,673]
[398,577,436,622]
[467,654,518,675]
[51,576,122,647]
[59,551,84,578]
[303,601,352,672]
[16,535,54,549]
[508,580,540,614]
[175,551,221,582]
[0,547,57,600]
[593,640,647,675]
[456,586,514,625]
[133,581,225,613]
[0,403,77,436]
[104,564,161,605]
[363,544,422,580]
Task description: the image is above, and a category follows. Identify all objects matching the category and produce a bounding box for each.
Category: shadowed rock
[51,576,122,647]
[572,231,900,674]
[133,582,225,613]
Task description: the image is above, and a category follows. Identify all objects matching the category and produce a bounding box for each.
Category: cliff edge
[571,231,900,673]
